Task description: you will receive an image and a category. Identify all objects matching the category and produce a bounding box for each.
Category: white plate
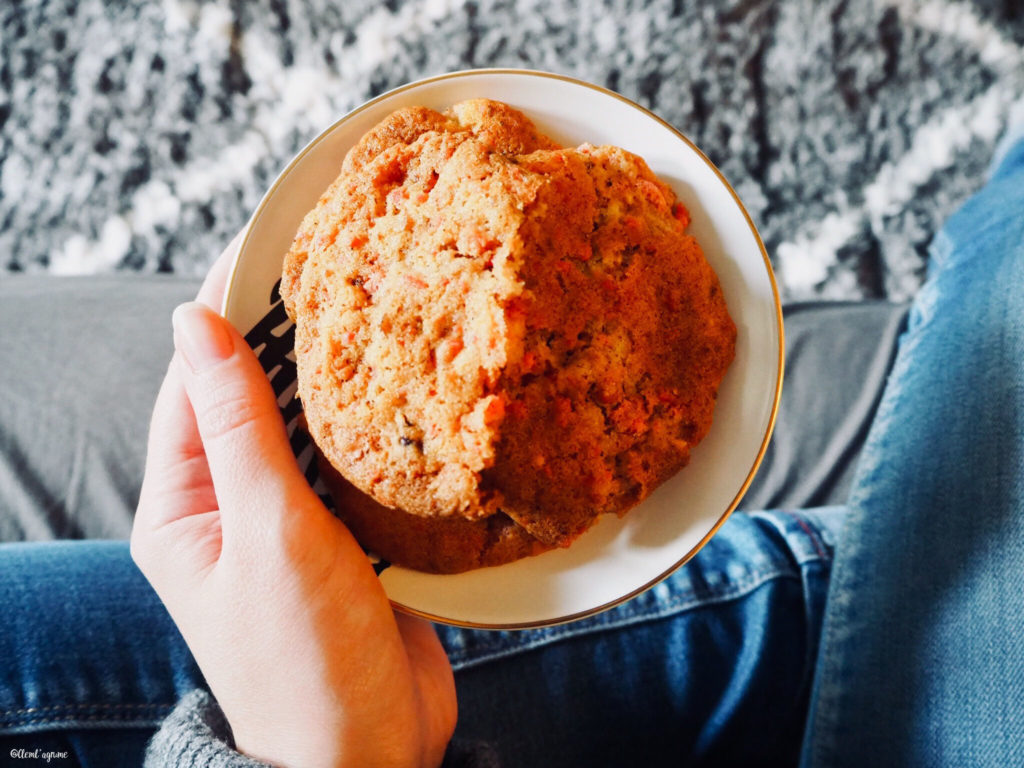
[223,69,782,629]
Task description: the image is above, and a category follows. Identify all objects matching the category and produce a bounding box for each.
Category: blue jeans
[2,137,1023,766]
[0,509,841,767]
[800,136,1024,767]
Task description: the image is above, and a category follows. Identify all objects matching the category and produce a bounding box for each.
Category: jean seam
[1,704,175,716]
[784,510,829,561]
[3,714,171,725]
[805,336,909,766]
[448,563,818,669]
[1,703,176,731]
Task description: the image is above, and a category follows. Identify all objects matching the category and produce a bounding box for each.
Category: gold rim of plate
[222,68,785,631]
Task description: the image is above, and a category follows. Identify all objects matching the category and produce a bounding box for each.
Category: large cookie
[282,99,736,568]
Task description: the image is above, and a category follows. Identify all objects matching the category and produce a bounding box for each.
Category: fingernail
[172,302,235,372]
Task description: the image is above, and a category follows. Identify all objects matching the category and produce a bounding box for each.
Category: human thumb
[171,301,313,526]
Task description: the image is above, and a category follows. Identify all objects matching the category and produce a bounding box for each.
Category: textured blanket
[2,0,1022,300]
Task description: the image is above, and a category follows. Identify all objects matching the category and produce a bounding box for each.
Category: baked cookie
[282,99,736,571]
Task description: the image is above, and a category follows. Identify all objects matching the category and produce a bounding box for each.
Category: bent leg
[440,507,844,767]
[741,301,908,511]
[0,509,840,768]
[802,139,1024,765]
[0,541,206,768]
[0,276,198,542]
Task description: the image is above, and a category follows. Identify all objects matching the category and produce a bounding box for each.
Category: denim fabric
[0,542,205,767]
[438,509,843,671]
[0,276,195,542]
[801,136,1024,766]
[0,542,205,735]
[740,302,908,512]
[437,508,843,767]
[0,508,841,767]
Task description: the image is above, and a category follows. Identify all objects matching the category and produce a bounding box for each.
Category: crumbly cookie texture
[282,98,736,560]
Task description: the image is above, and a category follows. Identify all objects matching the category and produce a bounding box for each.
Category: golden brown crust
[341,106,456,175]
[447,99,561,156]
[282,99,736,571]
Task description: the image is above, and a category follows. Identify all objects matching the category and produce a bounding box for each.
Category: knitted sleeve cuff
[143,689,272,768]
[143,689,501,768]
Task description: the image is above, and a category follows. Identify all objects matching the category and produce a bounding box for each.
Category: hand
[131,237,456,768]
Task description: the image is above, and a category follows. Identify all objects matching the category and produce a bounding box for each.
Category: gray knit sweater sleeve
[144,689,272,768]
[144,689,501,768]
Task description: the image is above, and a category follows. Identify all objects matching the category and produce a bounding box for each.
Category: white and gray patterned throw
[2,0,1022,300]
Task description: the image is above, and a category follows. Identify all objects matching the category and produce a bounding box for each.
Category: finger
[196,229,244,310]
[171,301,315,529]
[136,359,216,530]
[138,230,243,519]
[132,358,221,591]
